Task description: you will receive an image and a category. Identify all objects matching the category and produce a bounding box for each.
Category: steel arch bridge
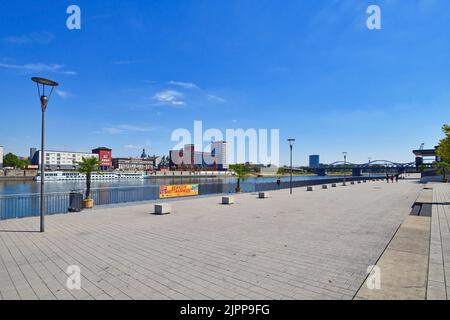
[311,160,418,177]
[325,160,416,168]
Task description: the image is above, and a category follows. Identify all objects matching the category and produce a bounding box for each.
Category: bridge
[310,160,417,177]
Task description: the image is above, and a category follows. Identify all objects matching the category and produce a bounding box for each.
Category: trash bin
[68,191,83,212]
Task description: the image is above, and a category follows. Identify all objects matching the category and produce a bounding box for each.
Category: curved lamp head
[32,77,59,112]
[287,138,296,147]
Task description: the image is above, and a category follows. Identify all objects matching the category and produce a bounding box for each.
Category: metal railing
[0,176,379,221]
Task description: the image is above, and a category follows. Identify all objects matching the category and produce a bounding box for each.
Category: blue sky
[0,0,449,166]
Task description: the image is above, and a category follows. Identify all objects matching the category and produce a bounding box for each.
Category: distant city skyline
[1,1,449,166]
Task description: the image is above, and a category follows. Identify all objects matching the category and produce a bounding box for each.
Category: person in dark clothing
[276,178,281,187]
[390,175,394,183]
[395,174,399,183]
[386,174,390,183]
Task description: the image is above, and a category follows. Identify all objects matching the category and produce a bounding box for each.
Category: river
[0,175,361,196]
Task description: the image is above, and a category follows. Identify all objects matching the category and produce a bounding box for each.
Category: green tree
[76,157,101,199]
[3,153,21,168]
[437,124,450,162]
[229,164,251,192]
[434,162,450,183]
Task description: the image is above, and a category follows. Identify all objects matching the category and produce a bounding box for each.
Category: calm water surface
[0,175,356,196]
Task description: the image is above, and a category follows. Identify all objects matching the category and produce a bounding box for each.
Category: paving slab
[0,180,421,300]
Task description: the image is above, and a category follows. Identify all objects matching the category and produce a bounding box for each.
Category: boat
[34,171,145,181]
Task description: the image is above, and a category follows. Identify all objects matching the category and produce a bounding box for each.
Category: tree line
[2,153,30,169]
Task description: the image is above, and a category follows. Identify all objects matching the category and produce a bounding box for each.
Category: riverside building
[30,148,98,170]
[0,145,3,169]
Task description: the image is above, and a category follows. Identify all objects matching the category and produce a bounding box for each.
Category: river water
[0,175,359,196]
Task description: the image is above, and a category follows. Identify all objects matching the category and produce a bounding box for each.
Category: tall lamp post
[32,77,59,233]
[287,139,296,195]
[368,157,372,180]
[342,152,348,186]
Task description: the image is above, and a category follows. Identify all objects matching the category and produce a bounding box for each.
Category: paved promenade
[427,183,450,299]
[0,180,421,300]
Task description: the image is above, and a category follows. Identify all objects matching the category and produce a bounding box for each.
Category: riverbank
[0,176,382,220]
[0,176,35,181]
[1,169,37,181]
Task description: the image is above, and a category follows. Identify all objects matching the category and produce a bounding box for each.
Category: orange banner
[159,184,199,199]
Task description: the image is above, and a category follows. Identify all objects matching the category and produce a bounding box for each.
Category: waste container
[68,191,83,212]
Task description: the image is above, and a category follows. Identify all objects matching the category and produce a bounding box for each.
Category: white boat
[34,171,145,181]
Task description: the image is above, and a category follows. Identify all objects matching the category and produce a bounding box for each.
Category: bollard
[222,196,235,205]
[351,182,355,185]
[322,185,328,189]
[358,181,362,184]
[258,192,269,199]
[307,186,314,191]
[154,204,171,215]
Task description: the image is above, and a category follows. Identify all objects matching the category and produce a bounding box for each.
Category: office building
[112,157,154,172]
[211,141,229,171]
[0,145,3,169]
[309,155,320,168]
[92,147,112,171]
[169,141,229,171]
[30,148,98,170]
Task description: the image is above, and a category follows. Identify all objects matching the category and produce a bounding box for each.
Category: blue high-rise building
[309,155,320,168]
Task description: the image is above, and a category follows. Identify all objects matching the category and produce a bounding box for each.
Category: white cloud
[124,144,141,149]
[153,90,186,106]
[167,81,199,90]
[55,90,72,99]
[206,94,226,103]
[3,32,54,45]
[112,60,139,65]
[95,124,156,135]
[0,62,76,75]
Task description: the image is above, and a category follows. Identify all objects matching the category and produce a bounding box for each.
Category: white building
[30,148,98,170]
[211,141,229,170]
[0,145,3,169]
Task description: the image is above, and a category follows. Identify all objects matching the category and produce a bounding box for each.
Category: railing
[0,176,379,221]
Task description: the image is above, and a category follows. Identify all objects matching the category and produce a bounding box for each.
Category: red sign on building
[92,147,112,171]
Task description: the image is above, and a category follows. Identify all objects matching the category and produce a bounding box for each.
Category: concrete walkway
[0,180,421,300]
[356,215,431,300]
[427,183,450,299]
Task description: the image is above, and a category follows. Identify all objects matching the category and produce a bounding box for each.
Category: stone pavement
[355,215,430,300]
[0,180,421,300]
[427,183,450,300]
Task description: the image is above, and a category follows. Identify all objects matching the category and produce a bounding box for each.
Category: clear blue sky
[1,0,449,166]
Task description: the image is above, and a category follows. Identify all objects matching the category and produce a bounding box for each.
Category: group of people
[386,173,400,183]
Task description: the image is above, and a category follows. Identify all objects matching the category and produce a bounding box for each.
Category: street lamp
[368,157,372,179]
[32,77,59,233]
[287,139,296,195]
[342,152,348,186]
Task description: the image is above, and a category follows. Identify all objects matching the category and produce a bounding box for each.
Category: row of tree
[2,153,30,169]
[435,124,450,182]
